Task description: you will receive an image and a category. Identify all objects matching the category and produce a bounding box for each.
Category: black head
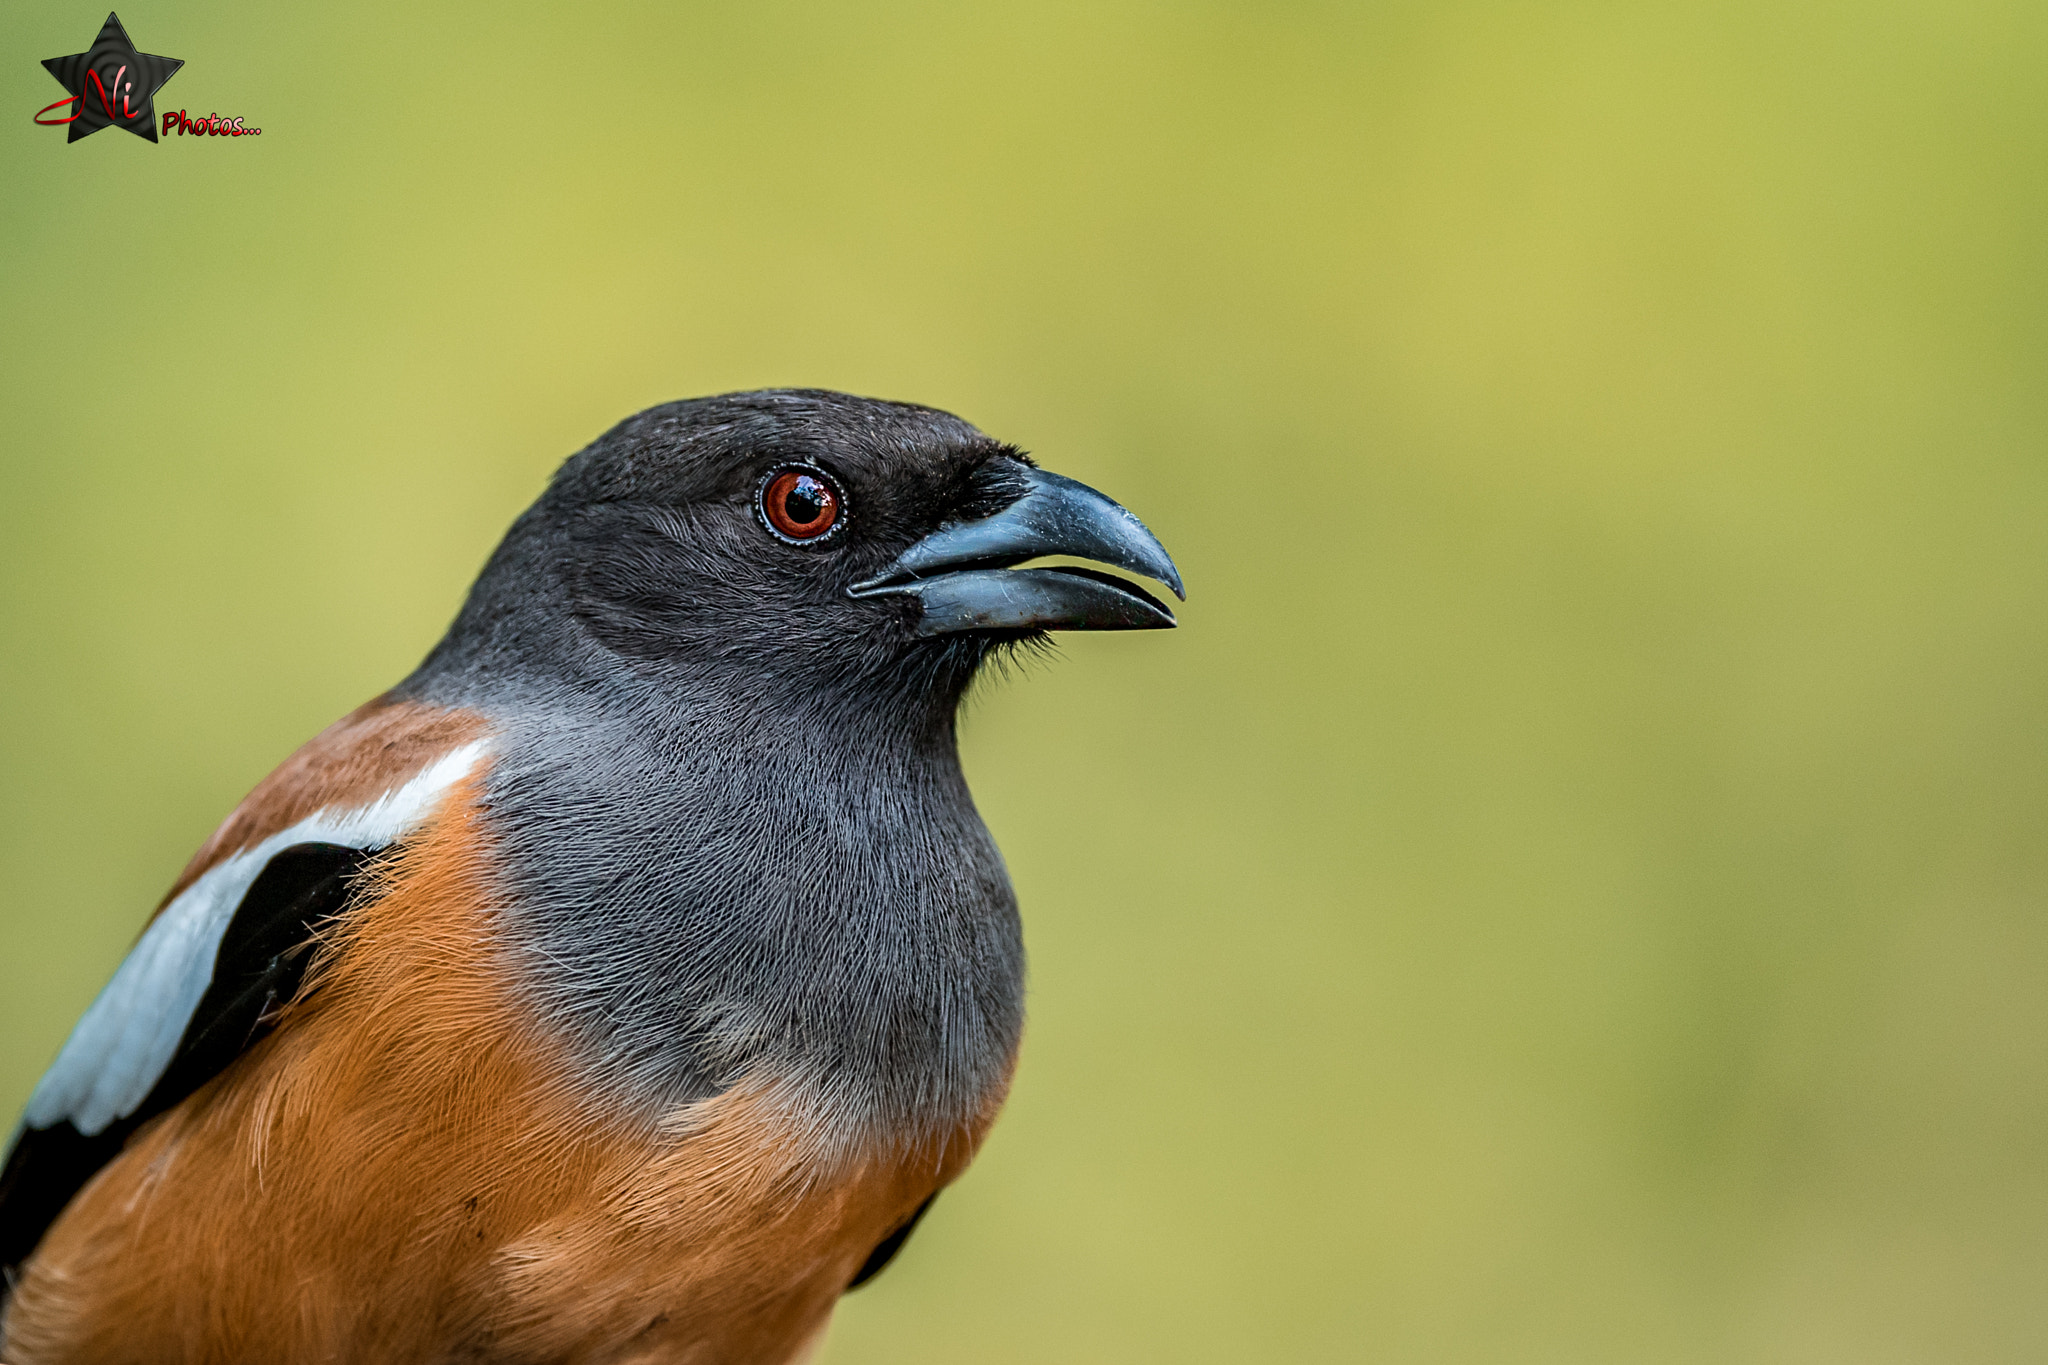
[411,389,1182,722]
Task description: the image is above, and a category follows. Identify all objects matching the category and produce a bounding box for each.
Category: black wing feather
[0,842,376,1275]
[847,1192,937,1290]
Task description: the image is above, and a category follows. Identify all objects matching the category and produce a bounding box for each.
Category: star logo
[39,12,183,144]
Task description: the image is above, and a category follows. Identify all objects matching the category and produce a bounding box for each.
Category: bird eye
[757,465,846,545]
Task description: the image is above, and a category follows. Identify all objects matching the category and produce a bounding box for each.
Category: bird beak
[849,466,1185,635]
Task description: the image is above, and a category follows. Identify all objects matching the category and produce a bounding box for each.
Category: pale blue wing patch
[23,740,491,1137]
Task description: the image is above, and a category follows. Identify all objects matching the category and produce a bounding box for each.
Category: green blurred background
[6,2,2047,1360]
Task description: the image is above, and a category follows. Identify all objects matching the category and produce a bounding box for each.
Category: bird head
[451,389,1183,714]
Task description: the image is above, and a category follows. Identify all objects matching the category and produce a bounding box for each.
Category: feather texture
[23,741,490,1137]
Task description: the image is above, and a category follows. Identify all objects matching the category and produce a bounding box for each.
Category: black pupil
[783,477,828,528]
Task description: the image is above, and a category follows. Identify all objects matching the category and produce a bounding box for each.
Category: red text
[34,65,141,125]
[162,109,259,136]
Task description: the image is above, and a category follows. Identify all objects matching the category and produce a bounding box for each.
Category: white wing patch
[25,740,491,1137]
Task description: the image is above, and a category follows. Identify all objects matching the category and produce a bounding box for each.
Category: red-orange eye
[757,465,846,544]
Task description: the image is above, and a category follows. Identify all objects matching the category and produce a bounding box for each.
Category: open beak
[850,465,1184,635]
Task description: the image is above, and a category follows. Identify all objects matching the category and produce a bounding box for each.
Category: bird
[0,389,1183,1363]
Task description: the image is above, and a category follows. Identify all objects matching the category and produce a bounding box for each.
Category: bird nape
[0,388,1182,1364]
